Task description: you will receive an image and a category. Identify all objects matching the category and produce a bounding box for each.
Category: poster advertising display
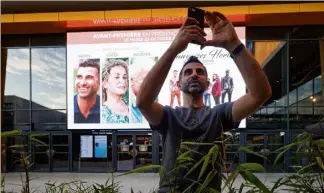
[80,135,93,158]
[94,135,108,158]
[67,27,246,129]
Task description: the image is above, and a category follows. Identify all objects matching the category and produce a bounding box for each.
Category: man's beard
[181,78,205,97]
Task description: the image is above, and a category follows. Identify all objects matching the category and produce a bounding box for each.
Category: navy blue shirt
[74,94,100,123]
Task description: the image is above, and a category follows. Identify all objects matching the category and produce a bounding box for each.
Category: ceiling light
[313,98,316,102]
[310,96,313,99]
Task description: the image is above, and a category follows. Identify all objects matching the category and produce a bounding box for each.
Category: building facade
[1,2,324,173]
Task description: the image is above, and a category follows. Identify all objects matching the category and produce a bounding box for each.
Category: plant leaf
[297,162,316,174]
[184,155,205,178]
[197,170,217,193]
[315,157,324,170]
[239,170,271,193]
[211,145,219,168]
[1,130,22,137]
[158,167,164,181]
[240,163,266,173]
[223,167,240,190]
[8,145,26,149]
[29,133,49,138]
[313,139,324,148]
[118,165,162,176]
[239,147,267,160]
[30,137,48,146]
[274,148,289,166]
[199,146,218,180]
[181,141,215,146]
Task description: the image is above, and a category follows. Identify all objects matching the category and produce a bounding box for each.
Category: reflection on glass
[72,134,112,172]
[224,132,240,172]
[117,135,133,171]
[9,136,27,171]
[288,40,321,123]
[32,110,66,130]
[52,135,69,171]
[33,134,50,171]
[297,80,313,103]
[135,135,152,169]
[266,133,284,172]
[4,49,30,109]
[248,41,288,124]
[246,134,265,166]
[31,47,66,110]
[15,110,30,124]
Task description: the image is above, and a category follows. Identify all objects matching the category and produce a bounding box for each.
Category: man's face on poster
[131,69,149,96]
[173,70,178,78]
[75,66,100,99]
[213,74,219,81]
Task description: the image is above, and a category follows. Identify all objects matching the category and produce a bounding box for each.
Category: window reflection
[135,135,152,169]
[289,40,322,123]
[248,41,288,125]
[4,49,30,109]
[32,110,66,130]
[31,48,66,110]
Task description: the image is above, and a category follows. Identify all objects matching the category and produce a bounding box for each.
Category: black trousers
[222,89,232,103]
[213,95,220,105]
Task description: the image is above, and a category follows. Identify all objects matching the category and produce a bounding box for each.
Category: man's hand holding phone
[169,8,241,54]
[169,17,207,54]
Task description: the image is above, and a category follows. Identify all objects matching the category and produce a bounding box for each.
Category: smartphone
[187,7,205,45]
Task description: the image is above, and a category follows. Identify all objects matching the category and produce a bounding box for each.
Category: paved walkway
[2,172,288,193]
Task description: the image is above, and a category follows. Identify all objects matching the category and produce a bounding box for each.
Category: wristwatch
[230,43,245,60]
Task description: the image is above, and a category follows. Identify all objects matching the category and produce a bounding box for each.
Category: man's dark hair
[178,56,208,82]
[78,59,100,79]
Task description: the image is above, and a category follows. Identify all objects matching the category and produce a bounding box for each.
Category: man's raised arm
[136,17,207,125]
[204,11,272,123]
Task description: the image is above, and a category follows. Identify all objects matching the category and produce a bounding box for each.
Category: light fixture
[310,96,313,99]
[290,57,293,59]
[313,98,316,102]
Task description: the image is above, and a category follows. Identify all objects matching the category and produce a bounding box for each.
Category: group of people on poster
[73,57,156,125]
[73,56,235,125]
[168,69,234,108]
[203,69,234,107]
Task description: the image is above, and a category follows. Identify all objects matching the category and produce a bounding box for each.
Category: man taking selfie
[136,10,272,192]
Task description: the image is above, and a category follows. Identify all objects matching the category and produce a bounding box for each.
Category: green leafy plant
[1,130,48,193]
[271,131,324,193]
[120,136,272,193]
[2,129,323,193]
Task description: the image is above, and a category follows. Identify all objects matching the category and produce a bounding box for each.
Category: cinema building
[1,1,324,173]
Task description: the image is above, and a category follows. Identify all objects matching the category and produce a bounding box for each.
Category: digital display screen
[67,27,246,129]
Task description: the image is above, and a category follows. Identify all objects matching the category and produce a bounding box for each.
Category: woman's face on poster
[106,66,128,95]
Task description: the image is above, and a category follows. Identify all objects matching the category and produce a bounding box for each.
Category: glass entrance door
[245,131,285,172]
[135,135,153,169]
[32,132,50,171]
[116,134,134,171]
[32,132,70,172]
[115,133,153,172]
[51,134,69,171]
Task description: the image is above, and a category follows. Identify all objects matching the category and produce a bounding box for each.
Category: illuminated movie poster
[67,27,246,129]
[94,135,107,158]
[80,135,93,158]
